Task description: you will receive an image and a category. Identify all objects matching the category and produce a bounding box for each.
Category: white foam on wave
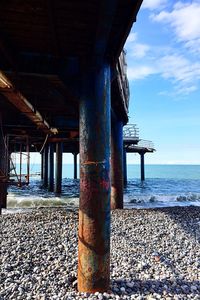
[124,193,200,209]
[7,193,79,209]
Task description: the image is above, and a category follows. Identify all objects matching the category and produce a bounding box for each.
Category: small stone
[126,282,134,289]
[154,256,161,262]
[191,285,197,292]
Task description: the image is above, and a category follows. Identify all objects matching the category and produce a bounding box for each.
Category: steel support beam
[140,152,145,181]
[43,146,48,188]
[73,153,78,179]
[123,148,127,187]
[48,143,54,192]
[55,142,63,194]
[111,120,124,209]
[78,63,111,292]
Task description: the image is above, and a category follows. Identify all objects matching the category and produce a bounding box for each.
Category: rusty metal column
[55,142,62,194]
[111,120,124,209]
[140,152,145,181]
[78,63,111,292]
[123,148,127,187]
[48,143,54,192]
[43,146,48,188]
[73,153,78,179]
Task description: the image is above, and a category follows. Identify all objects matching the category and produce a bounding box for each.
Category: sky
[125,0,200,164]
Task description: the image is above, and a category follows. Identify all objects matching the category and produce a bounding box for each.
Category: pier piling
[140,152,145,181]
[123,148,127,187]
[73,153,78,179]
[111,120,124,209]
[41,151,44,180]
[48,144,54,192]
[55,142,63,194]
[78,63,111,292]
[43,146,48,188]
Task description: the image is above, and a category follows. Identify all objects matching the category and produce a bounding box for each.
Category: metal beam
[0,71,57,135]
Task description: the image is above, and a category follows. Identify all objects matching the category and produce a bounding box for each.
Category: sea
[6,164,200,211]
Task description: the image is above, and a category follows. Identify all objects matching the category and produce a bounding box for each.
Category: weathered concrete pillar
[111,120,123,209]
[140,152,145,181]
[0,133,8,212]
[55,142,62,194]
[73,153,78,179]
[78,63,111,292]
[123,148,127,187]
[43,146,48,188]
[48,143,54,192]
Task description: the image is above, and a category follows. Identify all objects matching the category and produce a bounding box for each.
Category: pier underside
[0,0,144,292]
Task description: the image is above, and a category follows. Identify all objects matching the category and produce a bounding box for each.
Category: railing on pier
[123,124,155,152]
[123,124,139,143]
[116,50,130,113]
[137,139,155,150]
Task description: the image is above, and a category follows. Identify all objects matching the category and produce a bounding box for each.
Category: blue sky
[125,0,200,164]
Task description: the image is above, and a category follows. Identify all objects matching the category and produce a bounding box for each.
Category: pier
[0,0,156,292]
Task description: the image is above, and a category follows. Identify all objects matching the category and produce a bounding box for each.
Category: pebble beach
[1,206,200,300]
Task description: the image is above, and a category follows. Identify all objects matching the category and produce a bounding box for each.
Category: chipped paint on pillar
[111,120,124,209]
[78,63,111,292]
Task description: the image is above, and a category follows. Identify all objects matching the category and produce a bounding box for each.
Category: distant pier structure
[0,0,156,293]
[123,124,155,182]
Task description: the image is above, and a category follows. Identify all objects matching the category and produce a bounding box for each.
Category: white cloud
[152,1,200,54]
[142,0,167,10]
[127,53,200,95]
[159,54,200,84]
[126,31,150,58]
[127,65,156,80]
[125,2,200,96]
[129,43,150,58]
[126,32,137,43]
